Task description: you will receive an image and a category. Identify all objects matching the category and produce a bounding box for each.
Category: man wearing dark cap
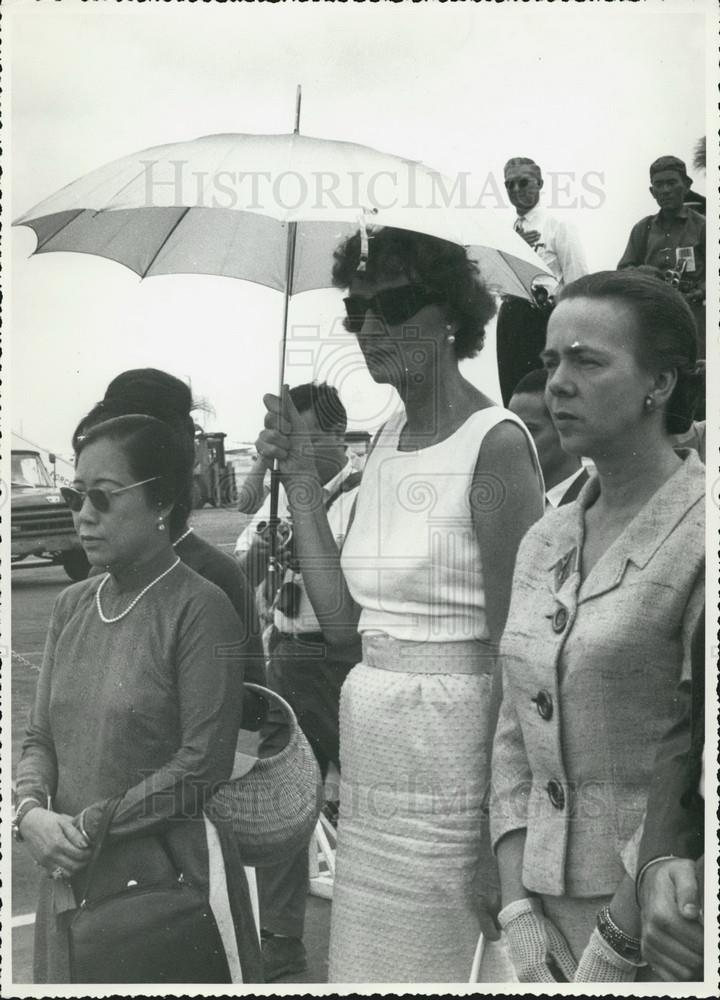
[618,156,706,356]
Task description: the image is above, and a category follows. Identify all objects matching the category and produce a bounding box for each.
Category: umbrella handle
[266,463,283,605]
[267,83,302,598]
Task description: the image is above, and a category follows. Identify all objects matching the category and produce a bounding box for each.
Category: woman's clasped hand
[20,809,92,878]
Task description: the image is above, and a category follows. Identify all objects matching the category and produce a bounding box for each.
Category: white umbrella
[14,135,549,301]
[13,90,551,592]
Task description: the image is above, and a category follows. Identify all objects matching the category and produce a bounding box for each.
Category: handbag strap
[78,796,183,906]
[77,795,123,906]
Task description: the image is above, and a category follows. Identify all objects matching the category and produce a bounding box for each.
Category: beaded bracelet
[596,905,643,963]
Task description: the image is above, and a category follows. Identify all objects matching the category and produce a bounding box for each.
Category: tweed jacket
[490,452,705,898]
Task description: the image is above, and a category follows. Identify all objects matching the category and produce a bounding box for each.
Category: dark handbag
[69,799,230,984]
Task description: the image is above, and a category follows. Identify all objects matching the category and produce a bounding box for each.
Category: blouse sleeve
[15,592,73,805]
[82,589,245,842]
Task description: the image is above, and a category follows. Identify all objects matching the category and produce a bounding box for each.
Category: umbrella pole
[267,85,302,608]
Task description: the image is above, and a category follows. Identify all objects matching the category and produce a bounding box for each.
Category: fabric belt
[361,633,495,675]
[270,627,362,666]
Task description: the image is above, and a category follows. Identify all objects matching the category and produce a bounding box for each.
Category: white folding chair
[308,810,337,899]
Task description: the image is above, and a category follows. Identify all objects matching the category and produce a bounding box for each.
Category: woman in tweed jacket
[490,271,705,983]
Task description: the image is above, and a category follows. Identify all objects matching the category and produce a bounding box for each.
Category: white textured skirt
[328,634,513,984]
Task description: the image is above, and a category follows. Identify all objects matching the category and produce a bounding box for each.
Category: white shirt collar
[546,467,586,508]
[322,454,355,497]
[517,204,544,228]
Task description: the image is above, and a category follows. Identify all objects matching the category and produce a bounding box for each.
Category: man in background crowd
[504,156,589,286]
[235,382,361,981]
[496,156,588,404]
[508,368,588,507]
[618,155,706,358]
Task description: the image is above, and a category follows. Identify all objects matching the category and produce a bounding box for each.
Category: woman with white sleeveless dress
[258,227,544,983]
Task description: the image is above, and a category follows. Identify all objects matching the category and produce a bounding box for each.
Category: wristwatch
[596,905,643,964]
[11,798,43,842]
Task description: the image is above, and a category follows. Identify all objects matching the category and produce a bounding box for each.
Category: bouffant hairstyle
[556,271,702,434]
[72,369,197,536]
[73,368,196,451]
[75,414,193,538]
[289,383,347,434]
[331,227,496,360]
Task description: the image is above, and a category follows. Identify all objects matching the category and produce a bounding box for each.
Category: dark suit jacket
[637,609,705,867]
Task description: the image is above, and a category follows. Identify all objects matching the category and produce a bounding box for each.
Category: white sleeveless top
[341,407,541,642]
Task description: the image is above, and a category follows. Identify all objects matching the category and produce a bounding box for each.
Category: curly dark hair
[331,227,496,360]
[557,271,702,434]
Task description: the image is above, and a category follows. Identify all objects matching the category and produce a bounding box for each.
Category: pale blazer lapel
[579,453,705,603]
[542,453,705,605]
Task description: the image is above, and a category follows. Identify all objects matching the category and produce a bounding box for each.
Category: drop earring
[445,324,456,345]
[157,517,166,532]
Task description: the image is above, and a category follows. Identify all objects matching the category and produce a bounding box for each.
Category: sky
[7,0,711,459]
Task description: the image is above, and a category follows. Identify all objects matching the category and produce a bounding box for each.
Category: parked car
[10,449,89,581]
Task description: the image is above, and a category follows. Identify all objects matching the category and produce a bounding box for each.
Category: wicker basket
[206,683,323,868]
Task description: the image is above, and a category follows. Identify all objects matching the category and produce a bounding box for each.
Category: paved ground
[9,507,331,985]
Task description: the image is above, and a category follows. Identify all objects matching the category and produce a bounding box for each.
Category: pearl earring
[644,395,654,411]
[157,518,166,532]
[445,325,456,345]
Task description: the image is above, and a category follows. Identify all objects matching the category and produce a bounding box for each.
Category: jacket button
[532,690,554,721]
[547,779,565,809]
[552,607,568,632]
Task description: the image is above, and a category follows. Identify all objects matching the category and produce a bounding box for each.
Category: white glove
[544,913,577,981]
[574,927,640,982]
[499,897,576,982]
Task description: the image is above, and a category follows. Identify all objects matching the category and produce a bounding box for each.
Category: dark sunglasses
[504,177,533,191]
[61,476,160,513]
[343,285,443,334]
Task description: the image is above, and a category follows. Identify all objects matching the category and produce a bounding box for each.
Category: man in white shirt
[497,157,589,404]
[235,382,362,981]
[508,368,588,508]
[504,156,588,285]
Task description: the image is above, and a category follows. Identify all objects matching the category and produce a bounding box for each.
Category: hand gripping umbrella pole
[266,85,302,607]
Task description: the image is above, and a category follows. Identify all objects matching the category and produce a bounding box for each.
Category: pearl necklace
[173,526,194,546]
[96,557,181,624]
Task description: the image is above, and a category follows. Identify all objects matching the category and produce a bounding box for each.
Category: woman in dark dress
[14,415,261,983]
[73,368,266,700]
